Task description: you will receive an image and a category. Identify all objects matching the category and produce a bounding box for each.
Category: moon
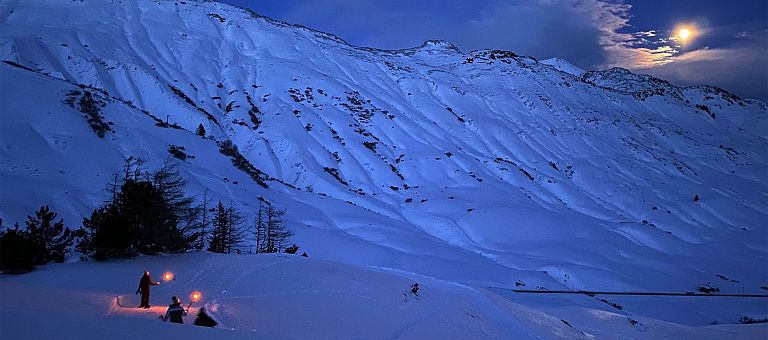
[678,28,692,41]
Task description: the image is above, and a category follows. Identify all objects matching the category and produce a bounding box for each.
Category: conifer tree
[208,202,228,254]
[208,201,245,254]
[1,206,74,273]
[77,159,197,260]
[265,205,293,253]
[25,205,74,264]
[152,162,199,243]
[254,198,266,253]
[225,205,245,254]
[78,204,133,260]
[0,223,36,273]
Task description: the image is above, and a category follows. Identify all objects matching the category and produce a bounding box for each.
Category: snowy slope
[0,0,767,337]
[2,253,765,339]
[0,254,589,339]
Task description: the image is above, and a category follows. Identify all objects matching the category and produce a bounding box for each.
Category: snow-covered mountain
[541,57,585,76]
[1,0,766,337]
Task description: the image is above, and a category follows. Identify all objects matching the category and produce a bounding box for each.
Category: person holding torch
[136,271,161,308]
[161,296,188,324]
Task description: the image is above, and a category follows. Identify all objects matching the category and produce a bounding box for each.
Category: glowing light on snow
[163,272,174,281]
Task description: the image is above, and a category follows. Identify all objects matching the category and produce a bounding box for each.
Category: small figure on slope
[161,296,188,323]
[136,271,161,308]
[285,244,299,254]
[403,282,420,301]
[193,307,217,327]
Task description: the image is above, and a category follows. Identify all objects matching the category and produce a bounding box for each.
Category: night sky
[222,0,767,99]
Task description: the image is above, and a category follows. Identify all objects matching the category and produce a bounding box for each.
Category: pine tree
[225,205,245,254]
[121,156,144,183]
[77,159,197,260]
[0,223,36,273]
[252,199,293,254]
[196,123,206,137]
[151,162,199,246]
[25,205,74,264]
[78,204,133,260]
[254,198,266,253]
[107,173,121,203]
[265,205,293,253]
[119,179,186,254]
[208,202,245,254]
[208,202,228,253]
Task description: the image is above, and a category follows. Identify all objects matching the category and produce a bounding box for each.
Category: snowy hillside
[1,0,767,337]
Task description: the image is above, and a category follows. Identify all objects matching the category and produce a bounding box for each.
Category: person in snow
[285,244,299,254]
[136,271,161,308]
[161,296,188,323]
[410,283,419,295]
[193,307,217,327]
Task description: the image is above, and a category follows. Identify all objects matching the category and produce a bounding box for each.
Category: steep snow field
[1,0,767,337]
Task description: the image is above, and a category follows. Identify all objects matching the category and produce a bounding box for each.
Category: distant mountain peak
[581,67,686,101]
[420,39,459,49]
[398,39,463,54]
[540,57,585,76]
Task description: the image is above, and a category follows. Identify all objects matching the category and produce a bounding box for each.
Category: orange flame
[163,272,174,281]
[191,291,202,302]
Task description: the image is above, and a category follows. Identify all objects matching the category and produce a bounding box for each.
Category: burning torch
[188,291,202,310]
[162,272,175,281]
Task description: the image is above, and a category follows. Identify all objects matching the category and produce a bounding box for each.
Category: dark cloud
[454,1,609,67]
[225,0,613,68]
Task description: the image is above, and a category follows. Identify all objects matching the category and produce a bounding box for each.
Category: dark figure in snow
[136,271,160,308]
[411,283,419,295]
[285,244,299,254]
[161,296,188,323]
[193,307,217,327]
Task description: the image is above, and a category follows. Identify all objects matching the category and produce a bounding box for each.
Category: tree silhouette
[77,160,198,260]
[26,205,74,264]
[208,202,245,254]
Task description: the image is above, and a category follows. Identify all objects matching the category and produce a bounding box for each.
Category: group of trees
[207,201,245,254]
[0,206,75,273]
[254,198,294,254]
[0,158,295,273]
[76,159,199,260]
[206,197,294,254]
